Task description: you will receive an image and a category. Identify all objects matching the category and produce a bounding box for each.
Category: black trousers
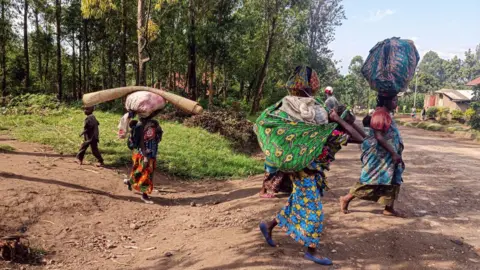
[76,139,103,163]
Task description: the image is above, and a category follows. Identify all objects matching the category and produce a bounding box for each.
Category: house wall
[424,94,436,108]
[424,94,470,112]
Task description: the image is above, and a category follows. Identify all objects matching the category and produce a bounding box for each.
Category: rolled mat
[82,86,203,115]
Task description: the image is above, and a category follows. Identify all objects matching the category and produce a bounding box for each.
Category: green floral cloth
[253,98,339,172]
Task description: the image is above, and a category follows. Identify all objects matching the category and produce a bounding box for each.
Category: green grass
[0,144,15,152]
[0,109,263,179]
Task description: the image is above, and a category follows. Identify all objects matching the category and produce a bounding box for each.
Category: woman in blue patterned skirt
[340,95,405,217]
[259,107,365,265]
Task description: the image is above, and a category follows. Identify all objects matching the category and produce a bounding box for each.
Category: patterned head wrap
[285,66,320,97]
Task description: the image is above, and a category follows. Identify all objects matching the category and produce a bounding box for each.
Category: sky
[329,0,480,74]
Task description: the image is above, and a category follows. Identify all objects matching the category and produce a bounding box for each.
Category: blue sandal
[304,252,332,265]
[259,222,276,247]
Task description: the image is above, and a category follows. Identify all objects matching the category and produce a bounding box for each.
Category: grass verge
[0,144,15,152]
[0,109,263,179]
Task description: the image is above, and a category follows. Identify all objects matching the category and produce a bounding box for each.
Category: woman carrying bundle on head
[255,66,365,265]
[340,94,405,217]
[340,37,419,218]
[124,110,163,204]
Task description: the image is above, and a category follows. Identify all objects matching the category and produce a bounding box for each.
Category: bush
[446,127,458,133]
[426,107,438,119]
[469,114,480,130]
[184,110,259,154]
[417,122,430,129]
[465,108,476,121]
[426,123,443,131]
[4,94,60,115]
[436,107,449,120]
[451,110,464,120]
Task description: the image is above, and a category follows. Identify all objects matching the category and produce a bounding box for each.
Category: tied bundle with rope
[254,66,348,172]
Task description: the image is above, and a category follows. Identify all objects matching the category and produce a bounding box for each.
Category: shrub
[184,110,259,154]
[5,94,59,115]
[436,107,449,119]
[465,108,476,121]
[469,114,480,130]
[426,107,438,119]
[426,123,443,131]
[446,127,458,133]
[451,110,464,120]
[417,122,430,129]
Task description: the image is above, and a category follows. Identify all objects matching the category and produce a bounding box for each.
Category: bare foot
[383,209,406,218]
[339,196,350,214]
[75,159,83,165]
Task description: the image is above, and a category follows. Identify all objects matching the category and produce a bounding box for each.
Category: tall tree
[250,0,280,114]
[33,0,43,83]
[55,0,62,100]
[136,0,152,85]
[119,0,127,86]
[307,0,345,64]
[348,55,369,107]
[23,0,30,92]
[0,0,8,102]
[186,0,196,99]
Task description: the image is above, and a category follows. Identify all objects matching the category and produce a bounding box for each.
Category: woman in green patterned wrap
[256,66,366,265]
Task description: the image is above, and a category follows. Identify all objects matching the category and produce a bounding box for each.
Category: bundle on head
[285,65,320,97]
[82,86,203,115]
[361,37,420,96]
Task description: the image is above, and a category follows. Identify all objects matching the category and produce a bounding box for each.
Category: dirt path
[1,125,480,270]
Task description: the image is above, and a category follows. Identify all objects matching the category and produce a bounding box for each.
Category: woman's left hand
[329,109,340,122]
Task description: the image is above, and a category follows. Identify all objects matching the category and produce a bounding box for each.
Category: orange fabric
[370,107,392,132]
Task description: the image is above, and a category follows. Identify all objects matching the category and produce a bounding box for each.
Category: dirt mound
[184,110,259,154]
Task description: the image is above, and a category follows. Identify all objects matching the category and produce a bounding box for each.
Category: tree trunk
[101,48,107,89]
[55,0,62,100]
[78,31,83,99]
[251,16,276,114]
[23,0,30,93]
[107,46,113,88]
[208,56,214,109]
[34,8,43,83]
[44,42,50,81]
[186,0,197,100]
[1,0,7,104]
[239,80,244,98]
[223,65,227,101]
[136,0,148,86]
[150,64,154,86]
[246,75,256,102]
[119,0,127,86]
[83,19,90,92]
[72,33,76,99]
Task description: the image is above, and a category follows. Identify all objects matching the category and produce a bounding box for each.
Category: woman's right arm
[374,130,403,168]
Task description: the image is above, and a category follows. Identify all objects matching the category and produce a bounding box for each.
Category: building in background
[424,89,473,112]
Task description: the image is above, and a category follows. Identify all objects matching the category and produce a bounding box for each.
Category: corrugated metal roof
[466,76,480,86]
[434,89,474,101]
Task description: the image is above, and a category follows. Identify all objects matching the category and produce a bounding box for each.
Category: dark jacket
[83,114,100,142]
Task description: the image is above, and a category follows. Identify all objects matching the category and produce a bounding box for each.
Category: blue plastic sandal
[259,222,276,247]
[304,252,333,265]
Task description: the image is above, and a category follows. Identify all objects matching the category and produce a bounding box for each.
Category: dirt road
[1,125,480,270]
